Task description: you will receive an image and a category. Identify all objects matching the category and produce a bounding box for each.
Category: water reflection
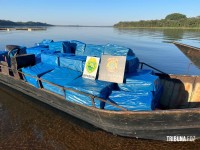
[114,28,200,44]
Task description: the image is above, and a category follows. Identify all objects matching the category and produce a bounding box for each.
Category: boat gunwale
[0,68,200,116]
[173,41,200,51]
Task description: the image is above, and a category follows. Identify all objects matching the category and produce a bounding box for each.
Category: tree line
[0,19,52,27]
[114,13,200,28]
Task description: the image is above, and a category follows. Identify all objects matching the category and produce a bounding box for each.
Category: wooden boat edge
[1,71,200,141]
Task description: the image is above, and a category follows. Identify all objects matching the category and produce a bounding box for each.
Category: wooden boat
[173,41,200,68]
[0,41,200,141]
[0,62,200,141]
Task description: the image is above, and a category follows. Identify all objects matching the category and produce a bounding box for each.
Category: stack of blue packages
[104,69,163,111]
[84,44,104,57]
[49,41,71,53]
[59,55,86,72]
[70,40,86,56]
[22,63,55,88]
[104,44,135,56]
[64,77,114,108]
[40,67,82,96]
[105,91,153,111]
[22,52,60,88]
[118,70,160,92]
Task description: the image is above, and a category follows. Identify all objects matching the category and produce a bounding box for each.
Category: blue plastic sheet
[125,56,139,73]
[41,67,82,96]
[0,51,7,61]
[26,47,49,64]
[22,63,55,88]
[49,41,71,53]
[70,40,86,55]
[26,47,48,56]
[84,44,104,57]
[41,53,59,66]
[59,55,86,72]
[8,46,26,58]
[65,90,103,108]
[118,70,160,92]
[65,77,114,99]
[104,91,153,111]
[36,39,54,47]
[104,44,135,56]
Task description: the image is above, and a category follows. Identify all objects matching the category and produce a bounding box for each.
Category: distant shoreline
[114,26,200,30]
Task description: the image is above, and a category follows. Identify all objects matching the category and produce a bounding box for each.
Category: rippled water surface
[0,27,200,149]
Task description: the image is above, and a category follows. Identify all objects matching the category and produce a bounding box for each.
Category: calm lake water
[0,26,200,75]
[0,27,200,149]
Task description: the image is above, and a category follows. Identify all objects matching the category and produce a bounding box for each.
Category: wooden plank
[190,77,200,103]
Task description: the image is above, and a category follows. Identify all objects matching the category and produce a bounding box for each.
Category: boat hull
[0,73,200,141]
[174,42,200,68]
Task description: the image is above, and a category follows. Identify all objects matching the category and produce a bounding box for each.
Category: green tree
[165,13,187,20]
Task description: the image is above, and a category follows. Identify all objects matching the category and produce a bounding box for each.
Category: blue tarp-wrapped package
[104,44,135,56]
[26,47,49,64]
[70,40,86,55]
[125,56,139,73]
[65,90,103,108]
[104,91,153,111]
[22,63,55,88]
[84,44,104,57]
[118,70,161,92]
[59,55,86,72]
[64,77,114,107]
[26,47,48,56]
[41,53,59,66]
[49,41,71,53]
[41,67,82,96]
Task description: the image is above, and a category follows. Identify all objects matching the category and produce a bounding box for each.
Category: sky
[0,0,199,26]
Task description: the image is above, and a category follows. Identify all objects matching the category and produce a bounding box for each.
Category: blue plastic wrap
[40,67,82,96]
[104,91,153,111]
[0,51,7,61]
[104,44,135,56]
[70,40,86,55]
[59,55,86,72]
[64,77,114,99]
[36,39,54,47]
[84,44,104,57]
[8,46,26,58]
[118,70,160,92]
[26,47,49,64]
[22,63,55,88]
[26,47,48,55]
[125,56,139,73]
[65,90,103,108]
[49,41,71,53]
[35,56,41,64]
[41,53,59,66]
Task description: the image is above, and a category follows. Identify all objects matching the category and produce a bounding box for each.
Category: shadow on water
[0,83,200,150]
